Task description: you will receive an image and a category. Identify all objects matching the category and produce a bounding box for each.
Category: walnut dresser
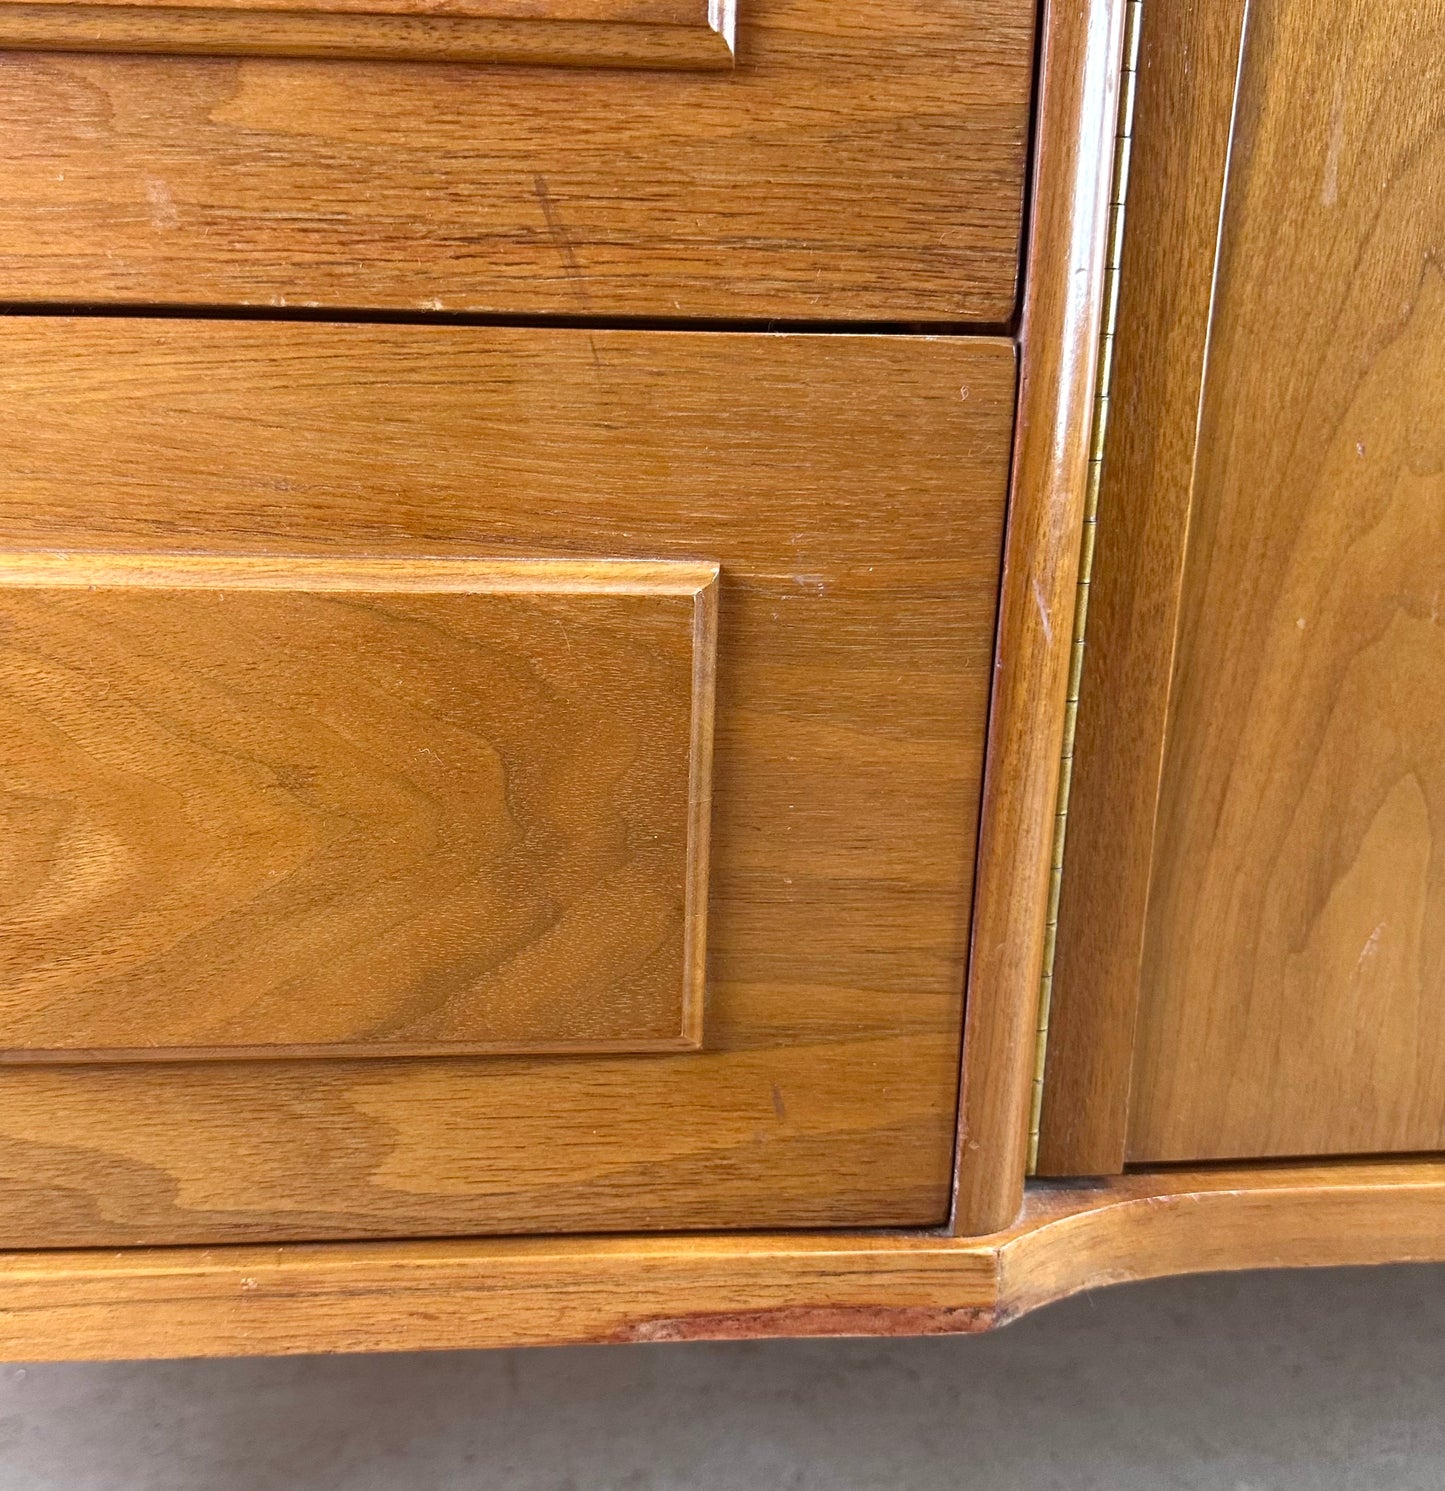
[0,0,1440,1357]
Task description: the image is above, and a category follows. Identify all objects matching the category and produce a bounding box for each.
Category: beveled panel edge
[0,2,737,69]
[679,563,718,1049]
[0,1160,1435,1359]
[0,551,721,597]
[0,550,720,1062]
[706,0,732,54]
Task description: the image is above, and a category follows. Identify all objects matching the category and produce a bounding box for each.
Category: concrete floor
[0,1264,1440,1489]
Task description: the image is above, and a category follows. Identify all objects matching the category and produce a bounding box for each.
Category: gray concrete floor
[0,1265,1441,1489]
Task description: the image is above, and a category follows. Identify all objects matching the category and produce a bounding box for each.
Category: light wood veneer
[0,0,1034,320]
[0,1161,1438,1360]
[0,0,737,69]
[0,319,1014,1246]
[1040,0,1445,1170]
[0,554,717,1062]
[951,0,1127,1233]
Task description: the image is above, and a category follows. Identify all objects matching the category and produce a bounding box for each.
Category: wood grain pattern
[0,0,736,71]
[1128,0,1445,1162]
[0,319,1014,1245]
[1041,0,1445,1167]
[1035,0,1251,1174]
[0,554,717,1062]
[0,0,1033,320]
[951,0,1126,1234]
[0,1159,1437,1359]
[997,1160,1445,1322]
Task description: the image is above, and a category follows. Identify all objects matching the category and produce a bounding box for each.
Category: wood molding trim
[0,0,737,69]
[952,0,1128,1234]
[0,1160,1437,1360]
[998,1160,1445,1321]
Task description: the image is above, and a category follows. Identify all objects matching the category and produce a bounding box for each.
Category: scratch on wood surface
[1033,575,1054,645]
[533,174,588,305]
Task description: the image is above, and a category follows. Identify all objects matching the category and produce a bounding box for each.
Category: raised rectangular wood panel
[0,554,717,1062]
[0,320,1015,1246]
[0,0,1034,319]
[0,0,738,69]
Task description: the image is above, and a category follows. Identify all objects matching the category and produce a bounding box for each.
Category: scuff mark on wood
[612,1304,1004,1344]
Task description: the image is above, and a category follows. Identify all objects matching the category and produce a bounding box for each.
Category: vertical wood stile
[952,0,1128,1235]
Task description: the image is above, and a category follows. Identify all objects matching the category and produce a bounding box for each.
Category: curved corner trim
[0,1160,1438,1360]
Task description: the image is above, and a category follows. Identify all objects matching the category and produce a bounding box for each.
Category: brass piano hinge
[1027,0,1143,1173]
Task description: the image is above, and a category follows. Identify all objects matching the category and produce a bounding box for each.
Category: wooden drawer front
[0,0,1035,321]
[0,554,716,1061]
[0,320,1013,1246]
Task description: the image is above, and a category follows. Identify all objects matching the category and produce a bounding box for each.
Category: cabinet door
[0,321,1013,1245]
[1039,0,1445,1170]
